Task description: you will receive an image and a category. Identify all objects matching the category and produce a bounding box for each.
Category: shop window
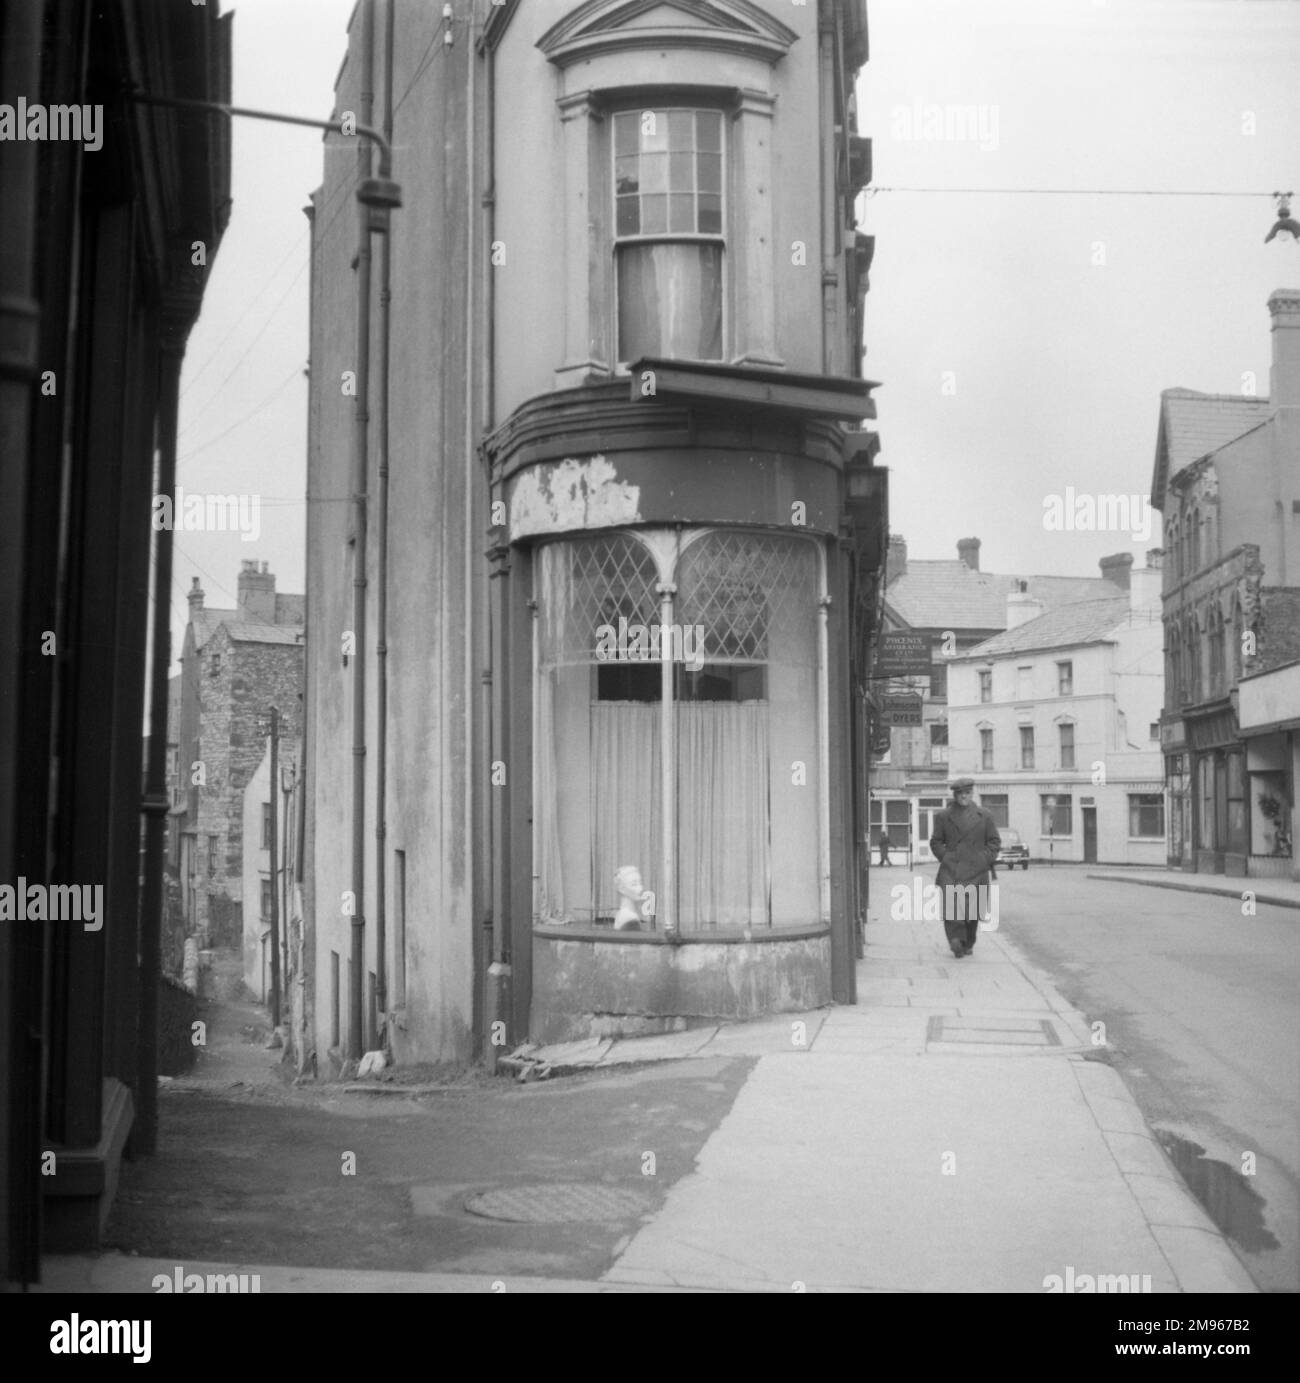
[613,108,724,364]
[981,793,1009,829]
[1041,795,1072,836]
[536,529,821,933]
[1129,793,1165,837]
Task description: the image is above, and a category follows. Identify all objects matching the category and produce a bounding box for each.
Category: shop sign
[875,632,930,678]
[881,693,923,726]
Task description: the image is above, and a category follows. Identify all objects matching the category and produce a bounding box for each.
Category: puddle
[1155,1130,1279,1252]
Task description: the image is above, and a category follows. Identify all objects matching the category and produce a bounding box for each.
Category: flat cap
[949,777,975,791]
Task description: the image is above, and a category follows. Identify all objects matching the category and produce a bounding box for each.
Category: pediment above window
[538,0,798,68]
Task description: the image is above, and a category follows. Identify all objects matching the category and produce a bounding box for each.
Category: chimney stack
[237,559,277,622]
[1099,552,1134,591]
[187,577,205,613]
[1128,562,1163,614]
[957,537,981,571]
[1006,581,1045,630]
[885,534,908,585]
[1268,288,1300,407]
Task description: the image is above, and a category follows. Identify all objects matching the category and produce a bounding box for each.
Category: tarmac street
[39,868,1274,1295]
[998,865,1300,1294]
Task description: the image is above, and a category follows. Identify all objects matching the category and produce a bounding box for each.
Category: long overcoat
[929,801,1001,920]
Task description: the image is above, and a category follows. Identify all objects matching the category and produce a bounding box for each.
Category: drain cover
[926,1015,1060,1047]
[465,1183,652,1224]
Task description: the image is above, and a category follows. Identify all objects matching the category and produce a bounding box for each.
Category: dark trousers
[944,915,978,951]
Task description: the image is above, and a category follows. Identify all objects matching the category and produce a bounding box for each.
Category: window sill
[534,921,830,945]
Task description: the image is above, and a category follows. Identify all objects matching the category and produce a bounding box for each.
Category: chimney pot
[957,537,981,571]
[187,577,205,611]
[1099,552,1134,590]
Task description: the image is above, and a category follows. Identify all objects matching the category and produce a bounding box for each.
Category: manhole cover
[465,1183,652,1223]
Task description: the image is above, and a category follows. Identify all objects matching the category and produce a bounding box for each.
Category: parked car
[996,828,1030,870]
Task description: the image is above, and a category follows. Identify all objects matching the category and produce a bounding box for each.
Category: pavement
[1085,866,1300,911]
[38,891,1259,1294]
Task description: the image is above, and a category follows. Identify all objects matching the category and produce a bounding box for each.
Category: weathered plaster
[509,454,642,538]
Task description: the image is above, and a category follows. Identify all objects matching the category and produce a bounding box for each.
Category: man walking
[929,778,1000,958]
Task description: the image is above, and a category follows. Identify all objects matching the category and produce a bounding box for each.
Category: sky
[857,0,1300,576]
[171,0,1300,664]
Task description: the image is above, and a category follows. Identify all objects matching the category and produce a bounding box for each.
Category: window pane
[668,193,694,232]
[669,151,693,192]
[640,194,667,233]
[641,110,668,151]
[616,197,640,236]
[614,112,638,156]
[698,152,722,194]
[615,155,640,196]
[641,152,667,194]
[697,110,722,150]
[667,109,693,147]
[698,194,722,234]
[618,242,723,361]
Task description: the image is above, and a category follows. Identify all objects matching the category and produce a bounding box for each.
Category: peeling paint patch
[509,455,642,538]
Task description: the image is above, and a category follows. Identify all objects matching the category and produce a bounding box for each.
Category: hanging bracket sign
[881,693,923,726]
[874,632,931,678]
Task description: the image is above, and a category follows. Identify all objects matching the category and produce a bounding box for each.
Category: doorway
[1083,807,1097,863]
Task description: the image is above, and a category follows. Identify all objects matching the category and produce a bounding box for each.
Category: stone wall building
[173,563,304,947]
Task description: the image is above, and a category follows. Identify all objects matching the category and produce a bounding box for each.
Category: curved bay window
[535,528,822,933]
[613,108,725,364]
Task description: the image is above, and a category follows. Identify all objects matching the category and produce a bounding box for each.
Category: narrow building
[304,0,886,1067]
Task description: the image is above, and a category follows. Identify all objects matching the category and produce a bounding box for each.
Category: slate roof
[1150,388,1272,506]
[953,596,1133,659]
[188,599,304,650]
[884,562,1119,631]
[223,622,305,647]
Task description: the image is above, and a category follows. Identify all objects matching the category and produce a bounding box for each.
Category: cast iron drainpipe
[373,0,395,1041]
[128,89,400,1064]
